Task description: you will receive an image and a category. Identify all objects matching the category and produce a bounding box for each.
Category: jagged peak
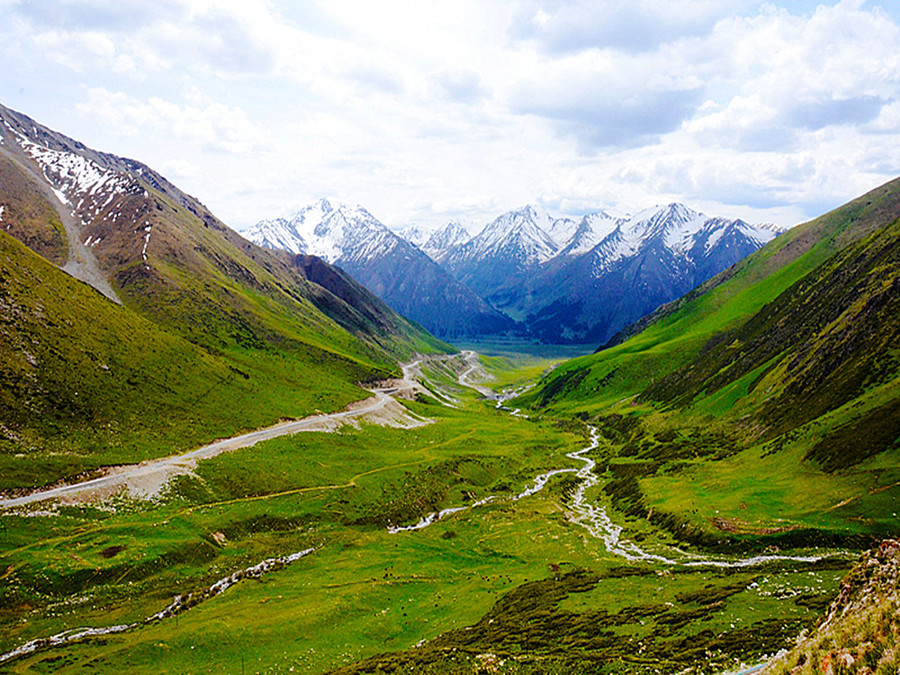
[630,202,703,226]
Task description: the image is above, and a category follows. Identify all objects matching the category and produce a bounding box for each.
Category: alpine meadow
[2,2,900,674]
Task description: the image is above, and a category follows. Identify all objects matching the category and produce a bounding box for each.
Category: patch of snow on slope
[141,224,152,261]
[704,225,726,252]
[20,141,130,209]
[562,211,625,257]
[396,224,430,247]
[548,216,579,248]
[738,220,782,246]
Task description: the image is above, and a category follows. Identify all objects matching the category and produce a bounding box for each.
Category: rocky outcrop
[763,540,900,675]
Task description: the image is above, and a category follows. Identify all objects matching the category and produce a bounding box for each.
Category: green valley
[1,99,899,675]
[0,356,853,674]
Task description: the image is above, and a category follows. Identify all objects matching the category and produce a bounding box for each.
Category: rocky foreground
[764,540,900,675]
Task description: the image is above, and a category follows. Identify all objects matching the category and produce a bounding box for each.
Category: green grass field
[0,354,859,674]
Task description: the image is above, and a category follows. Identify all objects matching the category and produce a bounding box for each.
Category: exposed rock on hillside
[764,540,900,675]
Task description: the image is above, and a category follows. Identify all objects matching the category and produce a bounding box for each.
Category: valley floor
[0,352,857,674]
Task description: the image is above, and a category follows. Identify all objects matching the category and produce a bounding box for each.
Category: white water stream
[0,548,318,665]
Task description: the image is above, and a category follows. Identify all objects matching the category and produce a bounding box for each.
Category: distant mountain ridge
[427,202,783,343]
[421,220,470,262]
[243,199,517,339]
[246,199,783,344]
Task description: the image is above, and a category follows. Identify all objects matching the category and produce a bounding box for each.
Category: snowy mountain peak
[559,211,627,257]
[631,202,702,229]
[420,220,471,262]
[396,224,430,248]
[755,221,787,234]
[548,216,579,248]
[245,198,391,263]
[470,204,558,264]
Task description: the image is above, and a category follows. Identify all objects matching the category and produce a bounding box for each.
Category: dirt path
[0,380,430,509]
[457,350,496,397]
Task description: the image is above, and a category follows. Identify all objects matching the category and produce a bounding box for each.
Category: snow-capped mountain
[420,220,470,262]
[244,201,517,339]
[523,204,784,343]
[587,203,779,272]
[435,202,784,344]
[446,204,559,268]
[396,224,430,248]
[248,196,784,345]
[242,199,393,264]
[558,211,625,257]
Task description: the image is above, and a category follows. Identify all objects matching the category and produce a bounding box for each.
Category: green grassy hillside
[519,177,900,551]
[0,154,67,265]
[0,103,450,492]
[0,230,398,491]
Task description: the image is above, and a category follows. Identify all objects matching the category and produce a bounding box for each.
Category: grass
[0,353,861,674]
[763,541,900,675]
[8,180,900,674]
[0,154,67,265]
[0,226,440,491]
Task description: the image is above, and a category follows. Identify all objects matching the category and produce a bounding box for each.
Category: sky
[2,0,900,233]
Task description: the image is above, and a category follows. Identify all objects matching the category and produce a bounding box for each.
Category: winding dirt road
[0,370,430,509]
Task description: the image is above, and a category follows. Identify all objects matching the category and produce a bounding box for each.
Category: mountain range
[246,200,783,344]
[244,201,515,339]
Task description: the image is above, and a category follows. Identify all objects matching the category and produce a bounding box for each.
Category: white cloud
[32,29,117,71]
[508,49,705,148]
[75,88,267,154]
[9,0,276,76]
[2,0,900,231]
[431,70,490,103]
[509,0,751,53]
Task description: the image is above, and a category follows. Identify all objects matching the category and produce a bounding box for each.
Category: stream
[0,548,318,665]
[393,353,840,570]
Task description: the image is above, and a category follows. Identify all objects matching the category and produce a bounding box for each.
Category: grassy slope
[517,177,900,550]
[0,154,67,265]
[0,113,450,491]
[0,101,447,366]
[0,230,386,490]
[762,540,900,675]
